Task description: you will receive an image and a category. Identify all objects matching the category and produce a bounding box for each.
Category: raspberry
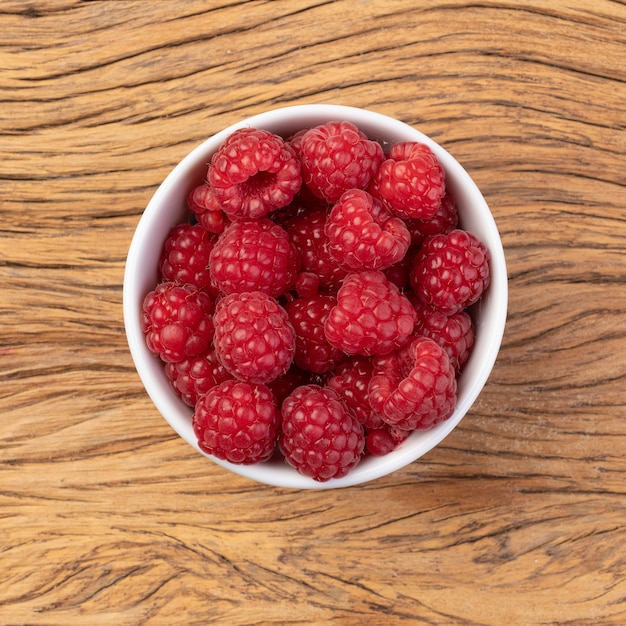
[325,189,411,271]
[369,141,445,219]
[324,270,416,356]
[279,384,365,481]
[159,223,216,294]
[208,128,302,220]
[165,346,232,407]
[285,209,348,291]
[286,294,346,374]
[142,282,214,363]
[404,192,458,246]
[266,364,312,406]
[326,356,384,430]
[209,218,300,297]
[193,380,279,464]
[365,425,410,456]
[410,229,490,314]
[187,183,228,234]
[299,121,383,203]
[412,299,475,371]
[213,291,296,384]
[369,336,457,431]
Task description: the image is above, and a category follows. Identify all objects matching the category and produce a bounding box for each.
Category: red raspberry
[299,121,384,203]
[213,291,296,384]
[285,209,348,291]
[142,282,214,363]
[410,229,490,315]
[326,356,384,430]
[187,183,228,234]
[325,189,411,271]
[266,364,311,406]
[365,425,410,456]
[208,128,302,220]
[412,300,475,371]
[209,218,300,297]
[165,346,232,408]
[369,336,457,431]
[159,223,216,294]
[286,294,346,374]
[404,192,458,246]
[324,270,416,356]
[369,141,445,219]
[279,385,365,481]
[193,379,279,464]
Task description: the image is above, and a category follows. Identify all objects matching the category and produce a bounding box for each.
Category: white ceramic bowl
[123,104,508,489]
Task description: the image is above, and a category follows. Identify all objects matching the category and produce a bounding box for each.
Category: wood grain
[1,1,626,624]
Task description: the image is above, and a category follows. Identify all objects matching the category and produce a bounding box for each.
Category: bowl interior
[123,104,508,489]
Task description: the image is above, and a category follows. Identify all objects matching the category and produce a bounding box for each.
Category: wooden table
[2,1,625,624]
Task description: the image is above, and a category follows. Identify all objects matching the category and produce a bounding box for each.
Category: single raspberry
[326,356,384,430]
[266,364,312,406]
[165,346,232,408]
[193,379,279,464]
[365,425,410,456]
[369,336,457,431]
[159,223,216,294]
[410,229,490,314]
[412,299,475,371]
[286,294,346,374]
[285,209,348,291]
[324,270,416,356]
[279,384,365,481]
[325,189,411,271]
[213,291,296,384]
[299,120,384,203]
[209,218,300,297]
[404,192,458,246]
[142,282,214,363]
[208,128,302,220]
[187,183,228,234]
[369,141,445,219]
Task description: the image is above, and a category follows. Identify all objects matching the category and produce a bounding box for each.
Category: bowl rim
[123,104,508,489]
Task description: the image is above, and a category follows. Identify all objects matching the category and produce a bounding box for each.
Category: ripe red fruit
[209,218,300,297]
[213,291,296,384]
[193,379,279,464]
[142,281,214,363]
[410,229,490,314]
[324,270,416,356]
[368,336,457,431]
[279,384,365,481]
[299,120,383,203]
[369,141,445,219]
[208,128,302,219]
[285,294,346,374]
[325,189,411,271]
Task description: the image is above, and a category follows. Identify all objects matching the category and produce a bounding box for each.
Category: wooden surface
[1,1,625,624]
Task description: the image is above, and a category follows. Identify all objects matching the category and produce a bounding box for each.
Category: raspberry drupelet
[213,291,296,384]
[279,384,365,481]
[325,189,411,271]
[142,281,214,363]
[208,128,302,220]
[193,379,280,464]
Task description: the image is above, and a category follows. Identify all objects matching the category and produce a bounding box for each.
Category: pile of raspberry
[142,120,490,482]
